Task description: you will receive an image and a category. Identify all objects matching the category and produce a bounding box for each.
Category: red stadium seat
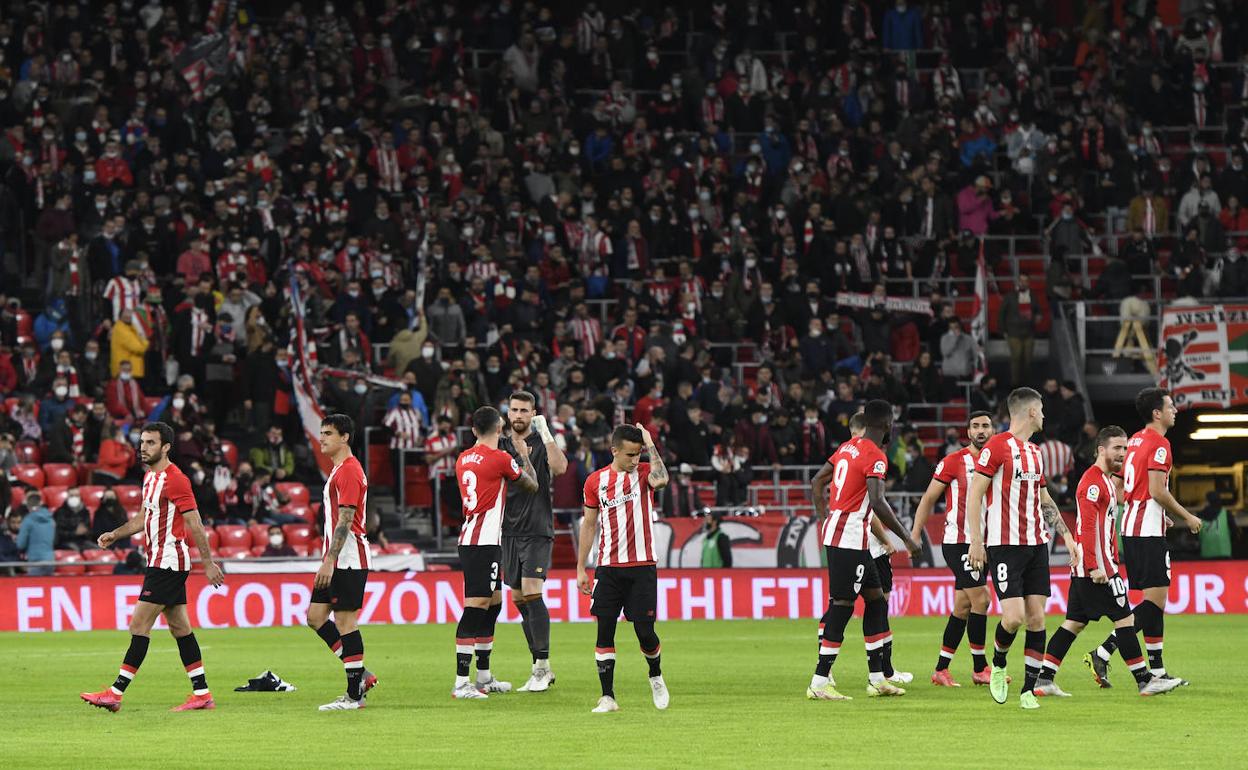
[10,487,25,509]
[115,485,142,507]
[284,505,313,524]
[130,532,145,551]
[369,543,382,556]
[275,482,310,506]
[249,524,270,548]
[76,463,98,485]
[384,542,418,555]
[250,545,267,557]
[14,440,41,464]
[292,544,312,557]
[124,503,141,519]
[41,486,69,510]
[427,563,452,571]
[215,525,251,549]
[142,396,163,416]
[79,485,105,511]
[11,463,45,489]
[218,546,251,559]
[282,524,314,546]
[54,549,85,575]
[13,309,32,341]
[42,463,77,487]
[83,549,118,575]
[206,528,220,551]
[220,439,239,471]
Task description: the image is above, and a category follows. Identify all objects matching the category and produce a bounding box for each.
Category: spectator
[249,426,295,482]
[91,489,130,550]
[104,360,147,423]
[661,464,701,518]
[38,376,74,435]
[262,525,298,558]
[1197,492,1237,559]
[109,308,150,379]
[1000,274,1040,387]
[711,438,750,506]
[970,375,1001,415]
[46,403,88,465]
[16,492,55,576]
[882,2,924,51]
[0,512,23,573]
[957,176,997,235]
[383,391,424,493]
[1178,174,1221,228]
[52,487,92,552]
[700,513,734,568]
[939,319,976,384]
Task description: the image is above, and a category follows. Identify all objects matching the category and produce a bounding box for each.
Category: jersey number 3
[462,470,478,509]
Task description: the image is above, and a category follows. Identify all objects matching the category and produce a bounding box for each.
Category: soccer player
[807,400,921,701]
[499,391,568,692]
[576,424,671,714]
[966,387,1081,710]
[308,413,378,711]
[81,421,224,712]
[452,406,540,699]
[1032,426,1183,698]
[910,410,996,687]
[1087,388,1202,687]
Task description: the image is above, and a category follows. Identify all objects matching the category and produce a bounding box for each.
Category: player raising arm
[81,422,224,713]
[576,424,670,714]
[965,388,1080,710]
[1031,426,1183,698]
[452,406,539,700]
[1089,388,1200,687]
[909,411,996,687]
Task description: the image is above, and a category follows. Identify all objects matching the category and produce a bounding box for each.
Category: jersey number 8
[462,470,478,510]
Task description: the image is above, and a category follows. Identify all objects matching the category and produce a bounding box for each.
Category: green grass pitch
[2,615,1243,769]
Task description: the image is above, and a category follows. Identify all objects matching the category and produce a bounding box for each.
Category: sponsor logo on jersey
[601,490,640,509]
[1153,447,1167,464]
[977,447,991,466]
[872,460,886,475]
[1013,470,1043,482]
[1087,485,1100,502]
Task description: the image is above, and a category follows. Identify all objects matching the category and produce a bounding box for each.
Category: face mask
[55,386,69,398]
[119,372,132,382]
[50,338,65,351]
[711,289,723,299]
[269,534,284,546]
[543,230,556,243]
[603,350,616,360]
[85,351,98,362]
[276,358,289,368]
[774,210,786,220]
[422,347,435,359]
[67,495,82,509]
[75,130,87,142]
[687,208,699,219]
[354,383,368,395]
[347,245,360,256]
[172,397,186,410]
[1062,212,1073,221]
[568,145,580,156]
[347,290,360,299]
[808,328,822,338]
[806,417,819,425]
[745,258,757,268]
[463,227,475,239]
[193,471,206,484]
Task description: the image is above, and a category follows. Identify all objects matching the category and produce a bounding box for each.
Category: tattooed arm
[315,504,357,590]
[636,423,669,489]
[1040,488,1081,568]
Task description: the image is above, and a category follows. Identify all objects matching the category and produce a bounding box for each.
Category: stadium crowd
[1,1,1247,564]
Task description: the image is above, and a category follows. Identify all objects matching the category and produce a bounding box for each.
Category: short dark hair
[848,412,867,432]
[321,413,355,443]
[862,399,892,430]
[508,391,536,407]
[471,406,502,436]
[611,424,643,447]
[141,421,175,449]
[1135,387,1169,422]
[968,410,993,425]
[1007,387,1042,415]
[1097,425,1128,448]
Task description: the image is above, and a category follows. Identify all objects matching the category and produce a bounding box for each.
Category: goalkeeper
[499,391,569,692]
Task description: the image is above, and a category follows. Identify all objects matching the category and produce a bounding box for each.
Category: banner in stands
[1158,304,1248,409]
[834,292,934,316]
[3,562,1246,632]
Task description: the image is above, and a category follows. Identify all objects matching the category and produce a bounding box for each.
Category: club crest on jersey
[1115,594,1126,608]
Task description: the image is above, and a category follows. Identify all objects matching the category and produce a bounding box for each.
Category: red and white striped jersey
[142,463,197,571]
[1074,466,1119,579]
[570,316,602,357]
[424,432,457,477]
[1038,439,1074,478]
[103,275,140,320]
[383,405,423,449]
[932,447,981,545]
[321,455,372,569]
[1120,427,1171,538]
[583,462,657,566]
[819,438,888,551]
[456,444,522,546]
[975,433,1049,547]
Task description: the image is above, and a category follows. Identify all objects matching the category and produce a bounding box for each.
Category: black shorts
[987,545,1051,601]
[1066,575,1132,624]
[459,545,502,598]
[501,535,553,590]
[310,568,370,611]
[140,568,189,606]
[943,543,988,590]
[826,546,881,601]
[873,554,894,594]
[591,564,658,622]
[1122,536,1171,589]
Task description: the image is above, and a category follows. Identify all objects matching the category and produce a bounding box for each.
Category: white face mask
[354,383,369,395]
[84,351,98,362]
[421,347,435,359]
[269,534,284,546]
[50,338,64,351]
[119,372,132,381]
[55,386,69,398]
[67,495,82,509]
[172,397,186,410]
[193,471,206,484]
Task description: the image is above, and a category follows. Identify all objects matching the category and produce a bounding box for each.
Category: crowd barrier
[3,562,1246,632]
